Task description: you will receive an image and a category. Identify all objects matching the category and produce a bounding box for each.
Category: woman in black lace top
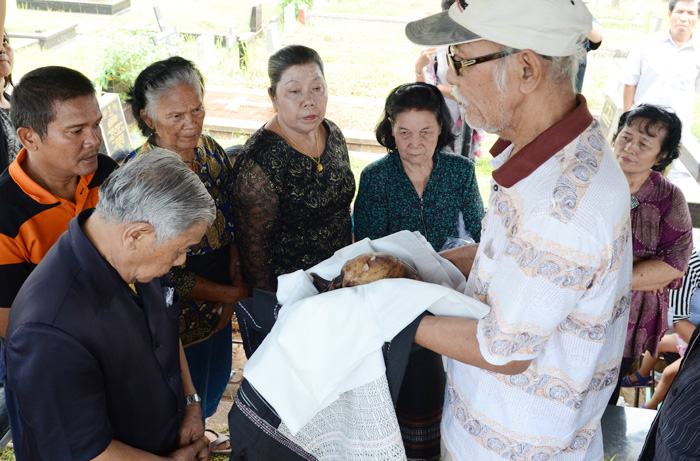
[230,45,355,291]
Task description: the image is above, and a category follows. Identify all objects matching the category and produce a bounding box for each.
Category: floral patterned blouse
[125,135,235,346]
[354,150,484,251]
[625,171,693,358]
[230,119,355,291]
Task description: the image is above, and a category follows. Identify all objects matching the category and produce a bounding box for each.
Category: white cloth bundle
[244,230,490,436]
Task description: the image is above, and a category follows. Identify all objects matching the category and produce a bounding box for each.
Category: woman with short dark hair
[353,82,484,460]
[354,82,483,251]
[610,104,693,404]
[230,45,355,291]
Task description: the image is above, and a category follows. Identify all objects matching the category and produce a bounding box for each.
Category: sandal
[621,370,653,388]
[205,428,231,455]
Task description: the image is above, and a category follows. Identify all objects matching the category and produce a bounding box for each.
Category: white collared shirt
[622,30,700,131]
[442,121,632,460]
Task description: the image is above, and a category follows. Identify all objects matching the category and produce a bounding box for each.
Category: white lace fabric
[278,375,407,460]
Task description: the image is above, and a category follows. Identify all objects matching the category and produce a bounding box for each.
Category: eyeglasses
[447,45,520,76]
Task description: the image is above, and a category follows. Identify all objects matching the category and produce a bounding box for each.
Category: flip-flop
[205,428,231,455]
[621,370,653,388]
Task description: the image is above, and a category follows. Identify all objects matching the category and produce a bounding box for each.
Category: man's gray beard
[451,86,512,134]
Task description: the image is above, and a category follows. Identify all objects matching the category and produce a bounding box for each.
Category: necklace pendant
[317,163,323,172]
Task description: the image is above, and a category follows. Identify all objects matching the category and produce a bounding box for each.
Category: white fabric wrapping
[277,375,407,460]
[243,230,489,434]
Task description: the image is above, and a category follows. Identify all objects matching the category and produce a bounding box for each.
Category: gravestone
[598,62,625,144]
[298,7,308,25]
[648,14,663,33]
[225,25,236,50]
[284,4,296,33]
[266,21,280,52]
[154,6,169,31]
[196,33,215,69]
[599,96,623,144]
[98,93,131,157]
[152,6,177,46]
[250,3,263,32]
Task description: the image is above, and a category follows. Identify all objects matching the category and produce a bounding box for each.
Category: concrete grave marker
[250,3,263,32]
[266,21,280,52]
[98,93,131,157]
[196,33,215,69]
[284,4,296,33]
[298,6,308,25]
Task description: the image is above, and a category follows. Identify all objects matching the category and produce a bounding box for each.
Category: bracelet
[415,70,425,77]
[185,393,201,406]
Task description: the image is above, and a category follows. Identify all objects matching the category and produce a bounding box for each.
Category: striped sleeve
[670,250,700,324]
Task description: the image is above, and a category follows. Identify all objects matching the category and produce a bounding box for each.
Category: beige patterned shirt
[443,96,632,460]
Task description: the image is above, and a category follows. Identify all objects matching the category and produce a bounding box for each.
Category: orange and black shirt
[0,148,117,307]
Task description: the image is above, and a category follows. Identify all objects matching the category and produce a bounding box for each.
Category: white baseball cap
[405,0,593,57]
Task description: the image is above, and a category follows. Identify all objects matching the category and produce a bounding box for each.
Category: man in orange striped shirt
[0,66,117,337]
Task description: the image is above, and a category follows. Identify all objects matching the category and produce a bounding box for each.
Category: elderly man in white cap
[406,1,633,459]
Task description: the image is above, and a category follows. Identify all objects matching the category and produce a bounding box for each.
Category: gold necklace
[277,118,323,172]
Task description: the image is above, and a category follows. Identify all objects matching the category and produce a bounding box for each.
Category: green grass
[349,153,374,177]
[474,156,495,205]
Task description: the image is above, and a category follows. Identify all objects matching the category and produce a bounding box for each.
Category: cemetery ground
[0,0,692,458]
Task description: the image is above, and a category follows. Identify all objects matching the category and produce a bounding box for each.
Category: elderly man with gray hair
[406,0,632,459]
[4,150,213,460]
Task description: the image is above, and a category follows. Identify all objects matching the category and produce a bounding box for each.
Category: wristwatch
[185,393,201,406]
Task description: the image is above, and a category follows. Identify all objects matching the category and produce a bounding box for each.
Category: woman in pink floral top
[610,105,693,404]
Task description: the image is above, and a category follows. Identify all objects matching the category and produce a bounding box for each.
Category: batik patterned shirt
[442,96,633,461]
[625,171,692,358]
[125,135,236,346]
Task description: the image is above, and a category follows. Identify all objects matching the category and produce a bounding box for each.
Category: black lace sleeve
[231,121,354,291]
[231,156,281,291]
